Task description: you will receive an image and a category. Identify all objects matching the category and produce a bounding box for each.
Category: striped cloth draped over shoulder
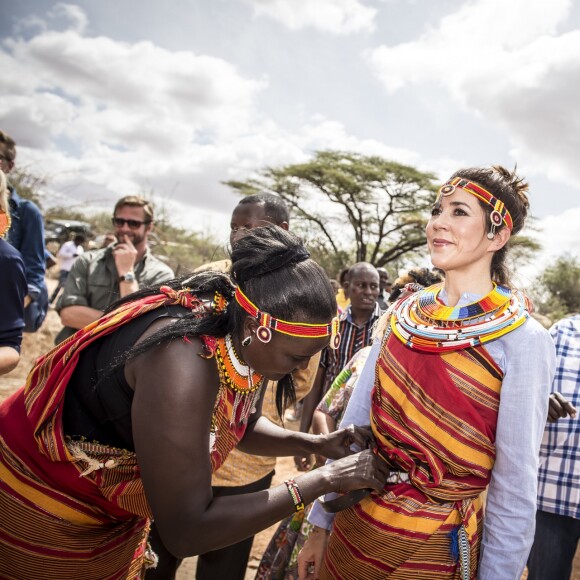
[0,288,206,579]
[321,324,503,580]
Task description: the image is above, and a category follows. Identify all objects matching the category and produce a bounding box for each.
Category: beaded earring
[487,210,503,240]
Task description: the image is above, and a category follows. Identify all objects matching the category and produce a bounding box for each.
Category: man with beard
[55,196,174,344]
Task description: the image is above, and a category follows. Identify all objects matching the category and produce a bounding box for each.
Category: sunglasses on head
[111,217,151,229]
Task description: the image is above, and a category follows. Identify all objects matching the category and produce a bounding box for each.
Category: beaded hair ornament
[234,286,341,349]
[437,176,513,240]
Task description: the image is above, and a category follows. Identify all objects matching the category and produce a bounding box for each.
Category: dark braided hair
[109,226,336,416]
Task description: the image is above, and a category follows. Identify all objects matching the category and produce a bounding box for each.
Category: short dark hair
[238,193,289,226]
[338,267,350,285]
[0,130,16,162]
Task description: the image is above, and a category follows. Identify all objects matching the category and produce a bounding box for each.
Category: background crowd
[1,126,579,580]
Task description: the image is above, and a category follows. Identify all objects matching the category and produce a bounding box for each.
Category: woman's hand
[315,424,374,461]
[322,448,390,494]
[548,392,577,422]
[298,525,329,579]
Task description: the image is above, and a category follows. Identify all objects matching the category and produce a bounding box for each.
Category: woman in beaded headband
[433,165,529,288]
[0,224,390,579]
[299,166,556,580]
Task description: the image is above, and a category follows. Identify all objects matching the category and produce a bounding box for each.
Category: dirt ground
[1,278,579,579]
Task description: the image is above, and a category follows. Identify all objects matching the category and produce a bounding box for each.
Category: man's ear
[488,226,511,252]
[278,221,289,231]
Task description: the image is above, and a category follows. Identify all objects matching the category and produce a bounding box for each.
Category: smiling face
[426,186,496,276]
[113,204,152,250]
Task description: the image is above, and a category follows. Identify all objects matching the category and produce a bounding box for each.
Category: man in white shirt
[49,234,85,305]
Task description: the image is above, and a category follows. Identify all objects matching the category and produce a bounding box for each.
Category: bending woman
[0,226,389,579]
[299,166,556,580]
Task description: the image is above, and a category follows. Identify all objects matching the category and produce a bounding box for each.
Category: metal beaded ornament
[436,176,514,240]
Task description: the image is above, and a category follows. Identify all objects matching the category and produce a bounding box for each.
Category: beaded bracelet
[284,478,305,512]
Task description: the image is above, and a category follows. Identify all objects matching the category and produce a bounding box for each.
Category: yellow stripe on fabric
[377,366,493,469]
[442,350,501,395]
[360,499,458,535]
[0,461,102,526]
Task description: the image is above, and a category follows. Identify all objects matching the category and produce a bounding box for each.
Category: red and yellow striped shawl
[322,325,503,580]
[0,289,247,578]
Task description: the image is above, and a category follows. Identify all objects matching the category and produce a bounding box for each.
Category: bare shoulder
[125,318,219,402]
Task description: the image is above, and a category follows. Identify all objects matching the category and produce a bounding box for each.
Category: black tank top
[63,305,187,451]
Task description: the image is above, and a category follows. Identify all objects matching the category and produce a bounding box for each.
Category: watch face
[121,272,136,282]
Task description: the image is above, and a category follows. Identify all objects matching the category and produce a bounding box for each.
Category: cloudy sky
[1,0,579,282]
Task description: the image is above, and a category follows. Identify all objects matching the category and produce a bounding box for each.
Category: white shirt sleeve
[308,337,382,529]
[478,318,556,580]
[57,241,76,259]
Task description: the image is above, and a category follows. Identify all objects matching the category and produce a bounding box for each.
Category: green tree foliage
[46,206,224,276]
[535,254,580,320]
[226,150,439,271]
[10,168,223,276]
[6,166,46,208]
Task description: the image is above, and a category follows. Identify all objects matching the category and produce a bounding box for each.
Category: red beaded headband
[438,176,513,232]
[235,286,341,349]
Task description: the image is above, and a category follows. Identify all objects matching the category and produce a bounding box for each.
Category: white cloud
[516,206,580,288]
[365,0,580,188]
[244,0,376,34]
[2,5,426,234]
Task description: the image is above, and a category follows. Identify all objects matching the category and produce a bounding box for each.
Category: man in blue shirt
[0,130,48,332]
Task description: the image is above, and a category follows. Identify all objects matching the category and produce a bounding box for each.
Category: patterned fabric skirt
[320,486,484,580]
[0,390,153,579]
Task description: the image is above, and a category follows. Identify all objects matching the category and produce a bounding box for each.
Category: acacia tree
[226,150,438,270]
[534,254,580,320]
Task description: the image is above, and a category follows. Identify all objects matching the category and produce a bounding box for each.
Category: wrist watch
[119,271,136,283]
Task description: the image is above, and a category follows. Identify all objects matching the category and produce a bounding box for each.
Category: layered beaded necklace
[417,283,512,322]
[391,283,529,352]
[212,334,264,438]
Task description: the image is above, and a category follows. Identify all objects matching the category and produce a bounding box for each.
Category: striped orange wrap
[321,326,503,579]
[0,290,247,578]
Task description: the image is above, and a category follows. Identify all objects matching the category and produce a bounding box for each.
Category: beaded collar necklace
[390,283,529,352]
[417,283,511,322]
[209,335,265,446]
[215,334,263,394]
